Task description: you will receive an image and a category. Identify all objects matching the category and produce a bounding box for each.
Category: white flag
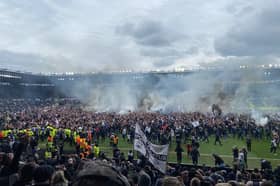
[192,121,200,127]
[134,124,169,173]
[134,124,148,156]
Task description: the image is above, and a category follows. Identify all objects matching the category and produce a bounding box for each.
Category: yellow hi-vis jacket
[45,151,52,159]
[93,146,100,157]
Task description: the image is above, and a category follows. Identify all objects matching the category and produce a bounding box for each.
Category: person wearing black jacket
[13,162,37,186]
[212,153,225,167]
[246,136,252,152]
[0,139,25,185]
[175,143,183,164]
[232,146,239,161]
[214,128,223,146]
[190,147,200,166]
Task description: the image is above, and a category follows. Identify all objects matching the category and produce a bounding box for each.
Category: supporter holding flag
[134,124,169,174]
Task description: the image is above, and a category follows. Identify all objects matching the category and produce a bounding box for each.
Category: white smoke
[251,109,269,126]
[63,67,279,114]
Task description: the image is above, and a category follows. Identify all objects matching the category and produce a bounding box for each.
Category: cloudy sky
[0,0,279,73]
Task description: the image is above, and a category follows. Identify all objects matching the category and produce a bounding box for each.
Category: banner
[134,124,147,156]
[134,124,169,173]
[191,121,200,127]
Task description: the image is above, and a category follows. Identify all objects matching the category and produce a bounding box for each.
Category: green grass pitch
[39,136,280,169]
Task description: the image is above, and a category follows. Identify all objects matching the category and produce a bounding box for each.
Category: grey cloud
[116,20,185,47]
[2,0,56,26]
[238,5,254,16]
[185,47,199,55]
[140,48,183,58]
[0,50,76,73]
[3,0,275,73]
[153,57,178,68]
[0,50,43,66]
[0,50,51,73]
[225,1,254,16]
[140,46,198,59]
[138,34,171,47]
[215,5,280,56]
[140,48,185,68]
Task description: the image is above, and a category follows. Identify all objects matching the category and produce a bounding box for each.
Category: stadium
[1,67,280,185]
[1,1,280,185]
[1,67,280,111]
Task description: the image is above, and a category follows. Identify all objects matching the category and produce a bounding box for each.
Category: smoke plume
[62,66,279,115]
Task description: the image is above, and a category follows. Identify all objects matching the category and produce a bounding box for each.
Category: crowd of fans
[0,99,280,186]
